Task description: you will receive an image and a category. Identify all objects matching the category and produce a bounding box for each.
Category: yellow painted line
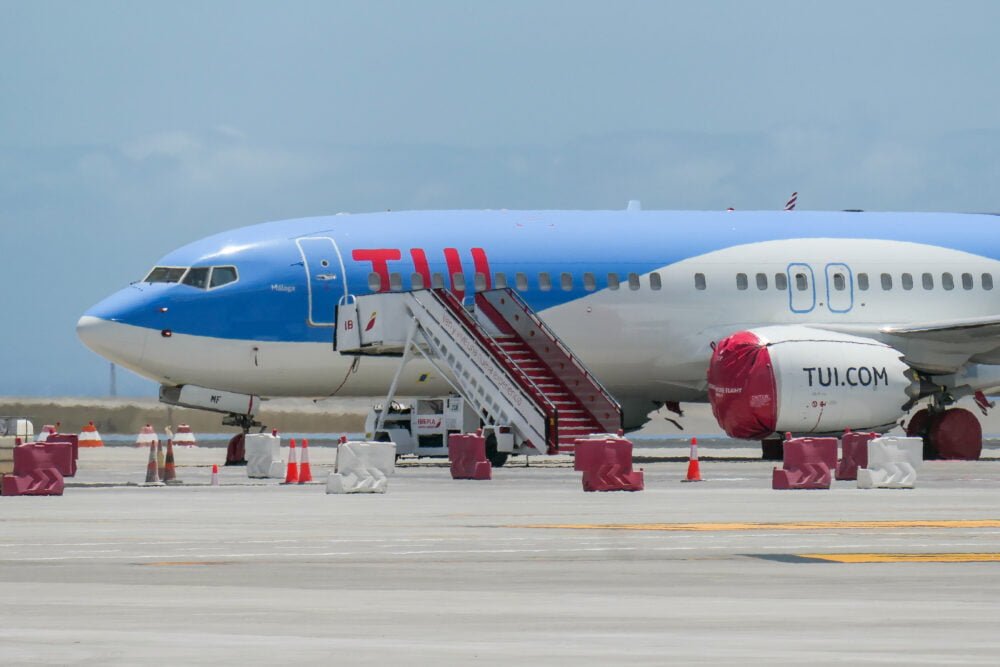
[511,520,1000,532]
[799,553,1000,563]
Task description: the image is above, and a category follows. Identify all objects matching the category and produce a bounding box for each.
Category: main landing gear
[222,412,264,466]
[905,391,991,460]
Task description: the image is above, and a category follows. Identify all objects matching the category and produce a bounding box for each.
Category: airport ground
[3,440,1000,665]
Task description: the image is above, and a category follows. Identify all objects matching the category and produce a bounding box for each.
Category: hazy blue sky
[2,1,999,396]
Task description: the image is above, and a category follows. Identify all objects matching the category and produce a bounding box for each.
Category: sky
[2,0,999,396]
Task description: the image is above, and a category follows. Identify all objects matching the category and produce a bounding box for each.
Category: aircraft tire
[905,409,936,459]
[928,408,982,460]
[760,437,783,461]
[485,433,508,468]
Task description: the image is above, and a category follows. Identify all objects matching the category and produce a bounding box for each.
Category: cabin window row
[727,271,995,292]
[368,271,665,293]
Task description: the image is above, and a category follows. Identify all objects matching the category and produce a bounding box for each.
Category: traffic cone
[79,421,104,447]
[283,438,299,484]
[143,437,164,486]
[298,438,313,483]
[163,427,178,484]
[173,423,197,447]
[210,464,220,486]
[682,437,702,482]
[156,438,166,480]
[136,424,157,448]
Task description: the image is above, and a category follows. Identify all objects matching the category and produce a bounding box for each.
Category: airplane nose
[76,315,148,368]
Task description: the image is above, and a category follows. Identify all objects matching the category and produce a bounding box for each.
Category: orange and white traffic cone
[210,464,220,486]
[143,437,164,486]
[79,421,104,447]
[173,423,197,447]
[682,437,702,483]
[298,438,313,483]
[163,427,178,484]
[136,424,157,448]
[283,438,299,484]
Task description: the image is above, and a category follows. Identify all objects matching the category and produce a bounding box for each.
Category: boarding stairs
[335,288,621,455]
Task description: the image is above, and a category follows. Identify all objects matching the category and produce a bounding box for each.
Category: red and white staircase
[336,287,622,456]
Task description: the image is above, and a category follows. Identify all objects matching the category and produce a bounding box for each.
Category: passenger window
[857,272,869,291]
[583,272,596,291]
[494,272,508,289]
[833,273,847,291]
[389,272,403,291]
[411,273,425,290]
[367,272,382,292]
[756,273,768,290]
[560,272,573,291]
[628,273,640,290]
[474,272,487,292]
[539,272,552,291]
[145,266,187,283]
[962,273,973,290]
[795,273,808,291]
[183,267,210,289]
[880,273,892,290]
[452,273,466,292]
[649,272,662,290]
[901,273,913,290]
[694,273,707,290]
[922,273,934,290]
[608,274,620,290]
[942,272,954,290]
[983,273,994,290]
[774,273,787,290]
[736,273,748,290]
[210,266,238,288]
[432,273,446,289]
[515,272,528,291]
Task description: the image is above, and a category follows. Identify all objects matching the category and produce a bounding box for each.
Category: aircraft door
[296,237,349,327]
[787,263,815,313]
[824,263,853,313]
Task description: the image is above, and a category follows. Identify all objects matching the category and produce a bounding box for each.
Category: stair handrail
[479,288,622,433]
[418,289,558,451]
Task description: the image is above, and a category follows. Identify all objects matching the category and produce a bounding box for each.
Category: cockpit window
[182,267,210,289]
[210,266,238,288]
[145,267,187,283]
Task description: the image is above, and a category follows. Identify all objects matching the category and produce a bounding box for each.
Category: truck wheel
[485,433,508,468]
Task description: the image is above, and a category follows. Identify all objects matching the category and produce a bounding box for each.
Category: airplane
[77,207,1000,463]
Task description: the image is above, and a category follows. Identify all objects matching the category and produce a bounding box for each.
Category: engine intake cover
[707,326,913,438]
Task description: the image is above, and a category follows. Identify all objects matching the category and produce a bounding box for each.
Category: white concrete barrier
[327,441,396,494]
[245,434,284,479]
[857,436,923,489]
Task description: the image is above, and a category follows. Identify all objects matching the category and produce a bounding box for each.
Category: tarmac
[3,443,1000,665]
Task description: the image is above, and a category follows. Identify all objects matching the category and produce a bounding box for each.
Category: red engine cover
[707,331,778,439]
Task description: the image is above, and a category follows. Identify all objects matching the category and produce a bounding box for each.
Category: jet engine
[707,326,917,438]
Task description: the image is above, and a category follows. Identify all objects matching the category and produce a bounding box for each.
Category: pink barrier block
[836,431,878,481]
[15,442,75,478]
[772,437,837,490]
[448,432,492,480]
[574,437,644,492]
[2,468,64,496]
[33,437,78,477]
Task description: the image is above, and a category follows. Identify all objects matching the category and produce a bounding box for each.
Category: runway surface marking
[797,553,1000,563]
[511,520,1000,532]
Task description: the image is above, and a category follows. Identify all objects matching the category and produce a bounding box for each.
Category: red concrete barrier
[574,436,644,492]
[448,432,492,480]
[772,437,837,490]
[835,431,878,481]
[1,442,68,495]
[40,435,78,477]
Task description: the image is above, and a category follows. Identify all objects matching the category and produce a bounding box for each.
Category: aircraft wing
[880,315,1000,343]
